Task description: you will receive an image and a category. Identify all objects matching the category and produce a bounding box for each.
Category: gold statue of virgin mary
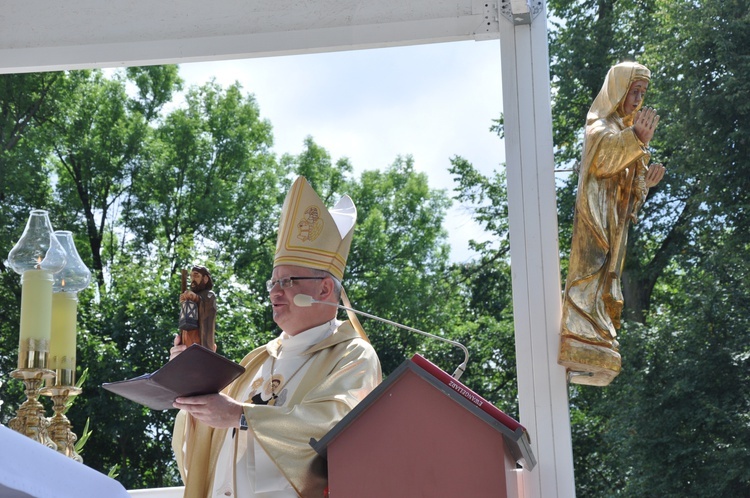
[559,61,665,386]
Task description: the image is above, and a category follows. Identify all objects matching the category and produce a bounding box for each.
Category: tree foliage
[446,156,518,413]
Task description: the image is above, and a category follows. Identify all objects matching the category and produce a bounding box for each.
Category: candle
[18,269,54,369]
[48,231,91,385]
[9,209,68,370]
[50,291,78,380]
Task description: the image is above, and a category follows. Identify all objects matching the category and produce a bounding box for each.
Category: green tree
[611,3,750,494]
[0,72,62,223]
[124,80,279,272]
[44,69,179,288]
[281,135,352,206]
[343,157,453,374]
[0,69,280,488]
[71,261,180,486]
[0,72,70,423]
[445,156,519,414]
[0,64,527,492]
[125,66,183,121]
[75,77,281,488]
[0,72,65,290]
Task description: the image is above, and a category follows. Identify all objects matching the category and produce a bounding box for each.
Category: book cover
[102,344,245,410]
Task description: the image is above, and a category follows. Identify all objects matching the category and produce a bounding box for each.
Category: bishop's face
[268,265,327,336]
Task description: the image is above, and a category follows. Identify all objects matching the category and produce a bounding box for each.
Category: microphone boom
[294,294,469,379]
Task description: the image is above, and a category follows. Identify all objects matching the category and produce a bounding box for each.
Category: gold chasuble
[173,321,380,497]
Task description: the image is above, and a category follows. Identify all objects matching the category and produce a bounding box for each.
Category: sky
[177,40,505,263]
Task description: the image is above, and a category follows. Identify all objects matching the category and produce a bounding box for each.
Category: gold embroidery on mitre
[297,206,324,242]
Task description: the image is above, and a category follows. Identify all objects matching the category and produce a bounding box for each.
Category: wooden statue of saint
[178,265,217,351]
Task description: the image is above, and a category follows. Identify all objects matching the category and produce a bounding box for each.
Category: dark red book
[102,344,245,410]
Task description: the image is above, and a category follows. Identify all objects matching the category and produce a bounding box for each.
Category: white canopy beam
[0,0,500,74]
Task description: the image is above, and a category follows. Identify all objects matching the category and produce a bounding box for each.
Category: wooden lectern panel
[325,366,520,498]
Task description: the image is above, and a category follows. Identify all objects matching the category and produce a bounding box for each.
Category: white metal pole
[499,3,577,496]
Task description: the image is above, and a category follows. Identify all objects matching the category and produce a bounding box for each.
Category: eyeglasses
[266,276,324,292]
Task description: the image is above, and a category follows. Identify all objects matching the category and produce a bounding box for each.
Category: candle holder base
[41,384,83,462]
[8,368,57,450]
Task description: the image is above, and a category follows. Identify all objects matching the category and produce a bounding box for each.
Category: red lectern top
[409,354,536,469]
[310,355,536,470]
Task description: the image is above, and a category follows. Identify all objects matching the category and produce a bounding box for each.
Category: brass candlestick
[9,342,57,450]
[42,375,83,462]
[7,209,67,449]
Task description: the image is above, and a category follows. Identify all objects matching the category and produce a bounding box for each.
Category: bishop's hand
[173,393,245,429]
[169,334,187,361]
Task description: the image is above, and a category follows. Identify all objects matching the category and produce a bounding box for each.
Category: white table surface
[0,424,130,498]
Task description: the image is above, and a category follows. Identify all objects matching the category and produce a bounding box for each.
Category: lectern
[312,355,536,498]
